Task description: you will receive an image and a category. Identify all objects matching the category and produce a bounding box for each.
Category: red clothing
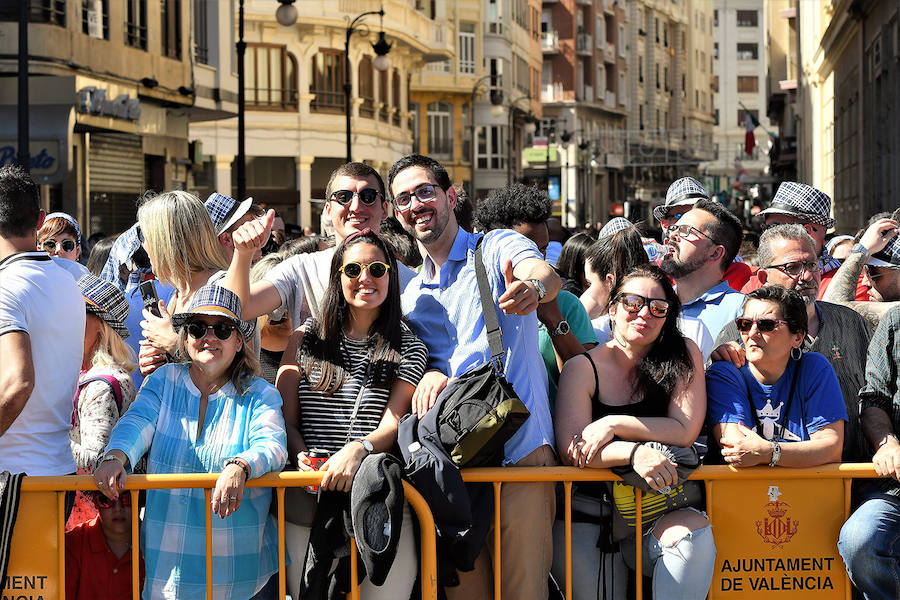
[723,261,753,291]
[65,516,144,600]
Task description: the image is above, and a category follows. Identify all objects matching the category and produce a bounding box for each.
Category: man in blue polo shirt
[661,198,745,341]
[389,154,561,600]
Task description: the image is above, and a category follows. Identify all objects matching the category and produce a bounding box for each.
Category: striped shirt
[106,364,287,599]
[297,320,427,452]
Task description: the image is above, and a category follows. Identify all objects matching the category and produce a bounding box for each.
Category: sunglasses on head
[41,238,77,253]
[615,293,670,318]
[329,188,382,206]
[735,317,789,333]
[92,491,132,509]
[339,261,391,279]
[186,320,238,340]
[393,184,438,210]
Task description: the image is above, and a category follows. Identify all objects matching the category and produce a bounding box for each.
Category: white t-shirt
[0,252,84,475]
[590,313,714,363]
[265,247,416,326]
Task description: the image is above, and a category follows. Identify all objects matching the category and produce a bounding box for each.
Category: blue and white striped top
[106,363,287,600]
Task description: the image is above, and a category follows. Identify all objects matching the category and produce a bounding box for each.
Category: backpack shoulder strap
[78,375,124,413]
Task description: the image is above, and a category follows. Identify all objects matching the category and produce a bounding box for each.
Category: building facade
[765,0,799,185]
[532,0,627,229]
[190,0,453,229]
[0,0,234,237]
[706,0,776,200]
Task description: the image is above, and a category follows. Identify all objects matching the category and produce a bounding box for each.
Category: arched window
[359,57,375,118]
[427,101,453,157]
[310,50,345,113]
[245,43,298,110]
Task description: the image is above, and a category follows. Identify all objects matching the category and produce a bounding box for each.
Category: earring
[790,346,802,361]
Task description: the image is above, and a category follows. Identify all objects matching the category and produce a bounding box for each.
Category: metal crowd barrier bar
[18,471,437,600]
[459,463,881,600]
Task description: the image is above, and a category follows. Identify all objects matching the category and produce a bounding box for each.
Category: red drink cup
[305,449,330,493]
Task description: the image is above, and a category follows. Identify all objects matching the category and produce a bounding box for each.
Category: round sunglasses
[186,321,238,340]
[735,317,789,333]
[393,183,438,210]
[329,188,382,206]
[615,293,670,318]
[339,261,391,279]
[41,238,77,253]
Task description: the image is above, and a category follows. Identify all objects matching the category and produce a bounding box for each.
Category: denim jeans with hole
[839,486,900,600]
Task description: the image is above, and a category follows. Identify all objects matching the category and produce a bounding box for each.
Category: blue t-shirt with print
[706,352,847,442]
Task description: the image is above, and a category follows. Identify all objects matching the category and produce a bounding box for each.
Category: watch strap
[850,243,869,257]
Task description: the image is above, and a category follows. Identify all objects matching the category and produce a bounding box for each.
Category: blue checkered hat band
[77,274,130,339]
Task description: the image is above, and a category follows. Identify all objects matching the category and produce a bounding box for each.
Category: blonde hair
[89,318,137,373]
[137,191,228,291]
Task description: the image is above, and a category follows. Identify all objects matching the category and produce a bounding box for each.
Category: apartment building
[766,0,799,185]
[0,0,233,236]
[409,0,542,202]
[707,0,775,194]
[799,0,899,232]
[190,0,452,229]
[533,0,626,228]
[624,0,715,222]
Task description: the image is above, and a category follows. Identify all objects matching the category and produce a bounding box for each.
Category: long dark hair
[608,264,693,402]
[556,232,595,286]
[299,230,403,394]
[587,227,648,297]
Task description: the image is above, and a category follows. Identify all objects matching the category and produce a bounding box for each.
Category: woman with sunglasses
[37,211,82,262]
[276,229,426,600]
[707,286,846,468]
[555,265,714,599]
[66,491,144,600]
[93,285,287,599]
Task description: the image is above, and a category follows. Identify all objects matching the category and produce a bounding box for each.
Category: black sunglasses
[186,321,238,340]
[393,184,438,210]
[41,238,77,253]
[339,261,390,279]
[735,317,789,333]
[92,491,132,509]
[329,188,382,206]
[615,293,670,318]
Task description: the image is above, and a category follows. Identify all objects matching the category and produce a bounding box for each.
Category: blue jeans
[839,487,900,600]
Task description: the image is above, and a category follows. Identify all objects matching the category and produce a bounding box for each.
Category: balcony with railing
[576,33,593,55]
[542,30,559,53]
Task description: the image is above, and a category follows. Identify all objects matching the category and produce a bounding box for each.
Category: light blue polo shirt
[401,227,554,465]
[681,279,745,342]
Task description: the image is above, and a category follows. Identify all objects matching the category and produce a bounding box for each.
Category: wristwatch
[769,440,782,467]
[850,243,869,258]
[354,438,374,454]
[526,278,547,301]
[549,319,570,337]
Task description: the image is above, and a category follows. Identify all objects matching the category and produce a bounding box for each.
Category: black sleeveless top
[583,351,669,420]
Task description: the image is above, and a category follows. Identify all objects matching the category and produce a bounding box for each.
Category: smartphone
[139,280,161,317]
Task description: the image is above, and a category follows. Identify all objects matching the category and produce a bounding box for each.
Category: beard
[660,251,706,279]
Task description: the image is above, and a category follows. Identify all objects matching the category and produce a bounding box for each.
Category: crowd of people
[3,156,900,600]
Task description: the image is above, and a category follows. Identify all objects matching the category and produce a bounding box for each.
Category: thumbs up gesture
[498,259,540,315]
[231,209,275,261]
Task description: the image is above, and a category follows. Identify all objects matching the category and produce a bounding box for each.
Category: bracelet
[99,453,126,468]
[225,458,251,480]
[628,443,641,466]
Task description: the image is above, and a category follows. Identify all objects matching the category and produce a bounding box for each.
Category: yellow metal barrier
[5,464,880,599]
[9,471,437,600]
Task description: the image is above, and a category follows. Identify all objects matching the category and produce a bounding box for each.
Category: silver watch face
[555,320,570,336]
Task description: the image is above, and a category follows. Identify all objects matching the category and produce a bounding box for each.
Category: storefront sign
[523,147,557,163]
[709,479,846,598]
[77,87,141,121]
[0,142,62,181]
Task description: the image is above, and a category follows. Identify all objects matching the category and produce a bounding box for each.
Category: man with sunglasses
[742,182,848,298]
[711,224,871,462]
[660,198,746,341]
[655,177,752,290]
[389,154,561,600]
[821,213,900,330]
[222,162,416,325]
[0,166,84,482]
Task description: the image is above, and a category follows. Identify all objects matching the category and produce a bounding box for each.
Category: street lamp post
[505,96,537,184]
[236,0,246,201]
[578,138,590,227]
[560,130,571,227]
[343,10,391,164]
